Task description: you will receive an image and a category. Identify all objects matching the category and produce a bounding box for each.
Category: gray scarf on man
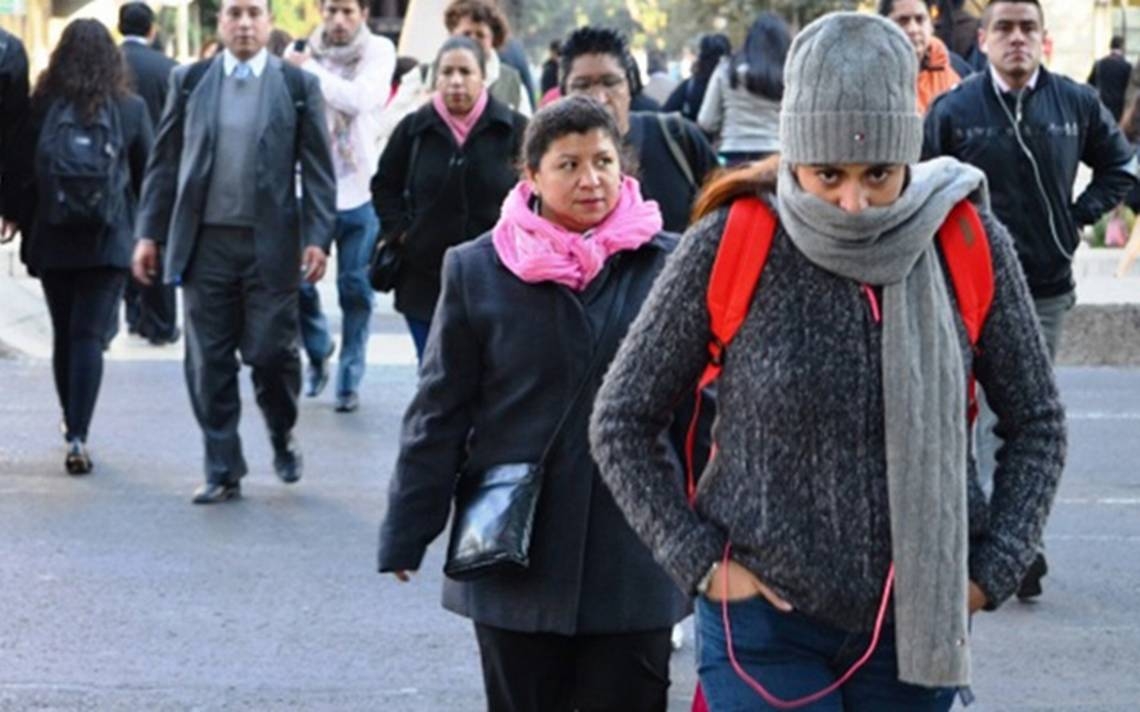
[309,25,369,173]
[777,156,989,687]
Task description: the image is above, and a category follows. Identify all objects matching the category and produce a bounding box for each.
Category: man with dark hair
[924,0,1137,600]
[1088,35,1130,121]
[133,0,336,504]
[285,0,395,412]
[878,0,971,113]
[560,26,716,233]
[119,1,181,346]
[0,27,29,246]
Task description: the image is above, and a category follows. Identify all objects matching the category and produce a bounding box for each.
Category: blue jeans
[405,317,431,364]
[697,596,956,711]
[299,203,379,396]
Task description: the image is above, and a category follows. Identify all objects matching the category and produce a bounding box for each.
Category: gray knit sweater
[589,202,1066,633]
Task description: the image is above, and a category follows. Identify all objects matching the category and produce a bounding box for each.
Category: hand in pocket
[705,560,794,612]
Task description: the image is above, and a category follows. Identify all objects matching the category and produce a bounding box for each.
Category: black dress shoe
[192,482,241,504]
[64,439,92,476]
[334,392,359,413]
[272,434,303,484]
[147,326,182,346]
[1017,552,1048,601]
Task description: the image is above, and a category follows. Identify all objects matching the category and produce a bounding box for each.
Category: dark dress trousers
[136,55,336,483]
[371,98,526,322]
[122,39,179,341]
[378,233,691,637]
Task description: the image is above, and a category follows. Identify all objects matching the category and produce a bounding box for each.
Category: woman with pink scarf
[372,36,527,361]
[379,96,696,712]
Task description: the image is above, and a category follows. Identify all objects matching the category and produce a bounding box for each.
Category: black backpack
[36,98,126,229]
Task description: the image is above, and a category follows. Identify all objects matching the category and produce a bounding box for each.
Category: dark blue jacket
[923,66,1137,298]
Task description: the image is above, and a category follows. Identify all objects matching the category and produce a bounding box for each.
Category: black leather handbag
[368,135,421,293]
[443,265,634,581]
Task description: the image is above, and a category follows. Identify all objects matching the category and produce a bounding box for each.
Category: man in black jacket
[924,0,1136,600]
[0,28,29,245]
[119,2,181,346]
[1088,35,1130,122]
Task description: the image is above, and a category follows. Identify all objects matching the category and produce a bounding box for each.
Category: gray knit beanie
[780,12,921,166]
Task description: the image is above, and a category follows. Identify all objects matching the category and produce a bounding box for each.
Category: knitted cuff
[661,521,728,595]
[780,111,922,166]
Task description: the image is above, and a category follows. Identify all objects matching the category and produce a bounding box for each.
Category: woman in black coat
[7,19,152,474]
[378,97,691,712]
[371,36,526,361]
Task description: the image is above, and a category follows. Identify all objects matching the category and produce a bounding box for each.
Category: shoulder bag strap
[537,260,637,467]
[657,113,697,189]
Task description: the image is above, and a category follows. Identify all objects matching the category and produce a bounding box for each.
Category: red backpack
[686,196,993,711]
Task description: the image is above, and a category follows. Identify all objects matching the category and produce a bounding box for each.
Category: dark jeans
[405,316,431,364]
[298,203,379,395]
[697,596,956,711]
[41,268,128,442]
[473,624,672,712]
[183,226,301,484]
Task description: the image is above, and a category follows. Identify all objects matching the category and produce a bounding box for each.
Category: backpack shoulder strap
[279,62,308,113]
[937,199,993,424]
[700,196,778,388]
[685,196,778,501]
[656,112,697,189]
[179,60,212,110]
[937,199,993,347]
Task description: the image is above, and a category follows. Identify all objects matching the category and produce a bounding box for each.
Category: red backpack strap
[937,199,994,424]
[685,197,777,501]
[700,197,778,388]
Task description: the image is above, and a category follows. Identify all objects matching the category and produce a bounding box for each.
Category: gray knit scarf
[309,25,369,172]
[777,157,988,687]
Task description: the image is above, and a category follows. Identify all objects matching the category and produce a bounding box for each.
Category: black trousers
[182,226,301,484]
[40,267,128,441]
[473,624,672,712]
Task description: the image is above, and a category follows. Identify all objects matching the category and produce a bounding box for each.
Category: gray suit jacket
[136,54,336,291]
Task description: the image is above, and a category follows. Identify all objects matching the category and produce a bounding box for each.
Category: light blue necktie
[234,62,252,80]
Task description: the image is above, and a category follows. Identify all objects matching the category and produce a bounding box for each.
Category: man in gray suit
[133,0,336,504]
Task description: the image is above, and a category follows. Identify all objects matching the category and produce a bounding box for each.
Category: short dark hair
[433,35,487,79]
[876,0,933,15]
[1112,35,1125,51]
[443,0,510,50]
[558,26,643,97]
[118,2,155,37]
[523,95,626,173]
[321,0,369,9]
[982,0,1044,29]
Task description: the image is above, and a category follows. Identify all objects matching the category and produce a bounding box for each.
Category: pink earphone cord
[718,542,896,710]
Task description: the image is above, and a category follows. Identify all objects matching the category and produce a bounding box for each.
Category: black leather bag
[443,265,635,581]
[367,237,402,293]
[368,135,421,293]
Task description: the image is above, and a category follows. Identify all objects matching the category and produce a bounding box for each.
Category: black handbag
[443,265,635,581]
[368,135,421,293]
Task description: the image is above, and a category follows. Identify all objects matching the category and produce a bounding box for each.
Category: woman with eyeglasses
[559,26,719,234]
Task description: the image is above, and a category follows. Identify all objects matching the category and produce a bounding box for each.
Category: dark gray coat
[135,54,336,291]
[378,232,691,635]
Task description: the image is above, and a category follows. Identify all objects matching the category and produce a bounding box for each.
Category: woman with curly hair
[17,19,153,474]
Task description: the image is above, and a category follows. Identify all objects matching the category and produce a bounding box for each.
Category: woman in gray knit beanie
[590,11,1064,710]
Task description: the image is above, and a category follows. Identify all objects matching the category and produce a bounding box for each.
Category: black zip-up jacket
[923,66,1137,299]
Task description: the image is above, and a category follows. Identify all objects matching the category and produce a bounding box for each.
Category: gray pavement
[0,354,1138,711]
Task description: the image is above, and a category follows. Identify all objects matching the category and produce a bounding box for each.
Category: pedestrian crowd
[0,0,1133,709]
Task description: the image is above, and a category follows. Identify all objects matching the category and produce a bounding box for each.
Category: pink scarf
[432,88,490,146]
[492,176,663,291]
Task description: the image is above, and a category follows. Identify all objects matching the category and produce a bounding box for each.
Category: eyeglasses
[567,74,627,94]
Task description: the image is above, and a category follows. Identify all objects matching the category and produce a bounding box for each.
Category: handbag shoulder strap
[402,133,422,212]
[538,258,638,466]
